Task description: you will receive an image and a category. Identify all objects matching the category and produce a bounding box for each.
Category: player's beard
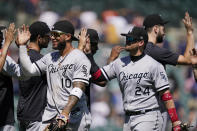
[57,41,66,50]
[39,42,48,49]
[156,32,164,43]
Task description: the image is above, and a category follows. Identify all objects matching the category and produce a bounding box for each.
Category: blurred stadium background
[1,0,197,130]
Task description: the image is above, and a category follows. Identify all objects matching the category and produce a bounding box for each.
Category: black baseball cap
[87,29,99,43]
[29,21,50,37]
[121,26,148,44]
[52,20,78,41]
[143,14,168,29]
[0,26,6,31]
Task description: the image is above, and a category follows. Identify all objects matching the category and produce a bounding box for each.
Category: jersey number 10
[61,78,71,88]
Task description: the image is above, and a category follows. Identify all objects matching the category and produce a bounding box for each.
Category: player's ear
[139,40,144,47]
[65,34,72,41]
[153,25,159,34]
[37,35,41,42]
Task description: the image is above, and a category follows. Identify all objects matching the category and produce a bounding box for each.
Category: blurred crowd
[0,1,197,131]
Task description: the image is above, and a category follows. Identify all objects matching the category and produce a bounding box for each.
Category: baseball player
[106,12,194,131]
[17,20,91,131]
[142,12,194,131]
[94,27,183,131]
[17,21,50,131]
[78,28,107,110]
[0,23,16,131]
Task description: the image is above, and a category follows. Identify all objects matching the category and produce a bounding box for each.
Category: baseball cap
[143,14,168,29]
[121,26,148,44]
[52,20,78,41]
[29,21,50,37]
[87,29,99,43]
[0,26,6,31]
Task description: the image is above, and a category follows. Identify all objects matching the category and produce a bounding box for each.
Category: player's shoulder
[145,55,163,67]
[71,49,85,55]
[71,49,91,64]
[119,55,131,65]
[71,49,89,59]
[5,55,14,63]
[40,51,60,62]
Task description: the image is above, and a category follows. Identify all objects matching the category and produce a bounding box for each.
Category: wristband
[56,114,69,124]
[92,69,102,80]
[168,108,179,123]
[70,87,83,99]
[161,92,172,101]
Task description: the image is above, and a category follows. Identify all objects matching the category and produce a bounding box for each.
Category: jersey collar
[130,52,145,62]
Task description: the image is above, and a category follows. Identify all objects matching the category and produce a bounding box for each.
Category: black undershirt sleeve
[86,53,107,82]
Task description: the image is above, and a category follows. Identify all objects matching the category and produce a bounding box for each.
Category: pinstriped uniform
[34,49,91,131]
[101,54,169,131]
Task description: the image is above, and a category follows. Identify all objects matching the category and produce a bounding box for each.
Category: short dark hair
[29,21,50,42]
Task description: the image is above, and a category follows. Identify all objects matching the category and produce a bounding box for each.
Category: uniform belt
[125,107,159,116]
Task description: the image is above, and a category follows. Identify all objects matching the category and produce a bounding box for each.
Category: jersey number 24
[135,86,150,96]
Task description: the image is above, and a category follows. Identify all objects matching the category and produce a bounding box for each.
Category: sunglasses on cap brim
[126,36,143,45]
[50,30,69,37]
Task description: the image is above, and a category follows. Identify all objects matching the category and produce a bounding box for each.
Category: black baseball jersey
[17,49,47,122]
[144,42,179,66]
[0,68,15,126]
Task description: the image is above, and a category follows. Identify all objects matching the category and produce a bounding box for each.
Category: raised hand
[17,24,31,46]
[4,23,16,46]
[108,45,125,64]
[182,12,193,33]
[78,28,89,51]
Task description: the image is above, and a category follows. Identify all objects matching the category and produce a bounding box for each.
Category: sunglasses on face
[126,37,140,45]
[50,31,67,38]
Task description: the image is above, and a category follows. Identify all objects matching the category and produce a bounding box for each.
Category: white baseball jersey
[35,49,90,109]
[101,54,170,111]
[2,55,27,80]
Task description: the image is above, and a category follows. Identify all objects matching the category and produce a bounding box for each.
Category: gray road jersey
[35,49,91,111]
[101,55,170,111]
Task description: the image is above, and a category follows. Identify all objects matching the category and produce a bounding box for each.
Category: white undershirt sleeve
[19,45,41,76]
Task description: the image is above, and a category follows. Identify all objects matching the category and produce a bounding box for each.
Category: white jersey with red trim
[101,54,170,111]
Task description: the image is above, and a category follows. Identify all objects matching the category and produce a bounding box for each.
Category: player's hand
[182,12,193,34]
[172,121,182,131]
[172,122,191,131]
[56,114,69,129]
[108,46,125,63]
[78,28,89,51]
[17,24,31,46]
[4,23,16,46]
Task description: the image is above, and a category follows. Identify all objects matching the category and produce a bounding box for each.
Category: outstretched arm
[17,25,41,76]
[0,23,15,72]
[178,12,194,65]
